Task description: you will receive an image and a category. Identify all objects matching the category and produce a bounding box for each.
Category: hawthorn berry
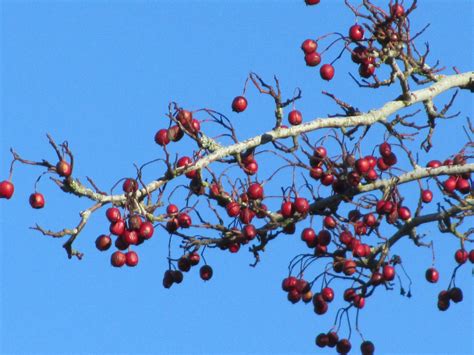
[125,251,139,267]
[305,52,321,67]
[199,265,213,281]
[231,96,248,113]
[301,39,318,54]
[56,160,72,177]
[320,64,335,81]
[111,251,126,267]
[425,268,439,283]
[154,129,170,146]
[288,110,303,125]
[0,180,14,199]
[421,189,433,203]
[315,333,328,348]
[138,221,154,239]
[123,178,138,193]
[29,192,45,209]
[247,183,264,200]
[454,249,468,264]
[349,24,364,41]
[95,234,112,251]
[106,207,121,223]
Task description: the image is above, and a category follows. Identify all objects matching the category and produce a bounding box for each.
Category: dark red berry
[29,192,45,209]
[320,64,335,81]
[349,24,364,41]
[232,96,248,113]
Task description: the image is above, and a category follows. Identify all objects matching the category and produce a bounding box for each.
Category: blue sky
[1,1,473,354]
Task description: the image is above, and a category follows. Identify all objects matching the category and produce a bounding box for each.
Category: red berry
[200,265,213,281]
[305,0,320,6]
[449,287,463,303]
[122,230,139,245]
[228,242,240,253]
[365,169,378,181]
[383,264,395,281]
[363,213,377,227]
[469,250,474,263]
[55,160,72,177]
[318,230,331,246]
[154,129,170,146]
[177,213,192,228]
[454,249,468,264]
[29,192,45,209]
[294,197,310,214]
[288,110,303,125]
[244,160,258,175]
[177,156,197,179]
[320,64,335,81]
[95,234,112,251]
[349,24,364,41]
[398,206,411,221]
[178,256,191,272]
[361,340,375,355]
[315,333,328,348]
[351,45,367,64]
[321,172,335,186]
[323,215,337,229]
[421,189,433,203]
[391,4,405,17]
[355,158,370,174]
[123,178,138,193]
[314,300,328,314]
[247,183,264,200]
[383,153,397,166]
[301,39,318,54]
[0,180,14,199]
[226,201,241,217]
[425,267,439,283]
[139,221,154,239]
[456,178,470,194]
[377,157,390,171]
[189,252,200,266]
[128,214,143,230]
[370,272,383,286]
[343,260,357,275]
[444,177,457,193]
[282,276,298,292]
[336,339,352,354]
[239,207,255,224]
[125,251,139,267]
[353,294,365,309]
[281,201,295,218]
[166,204,179,216]
[110,220,126,236]
[327,332,339,348]
[231,96,248,113]
[427,160,442,168]
[359,63,375,78]
[168,125,184,142]
[111,251,126,267]
[379,142,392,157]
[304,52,321,67]
[321,287,334,302]
[343,288,356,302]
[339,230,353,245]
[243,224,257,240]
[301,228,317,246]
[106,207,121,223]
[296,279,310,294]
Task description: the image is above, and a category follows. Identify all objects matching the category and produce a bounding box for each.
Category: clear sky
[1,1,473,354]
